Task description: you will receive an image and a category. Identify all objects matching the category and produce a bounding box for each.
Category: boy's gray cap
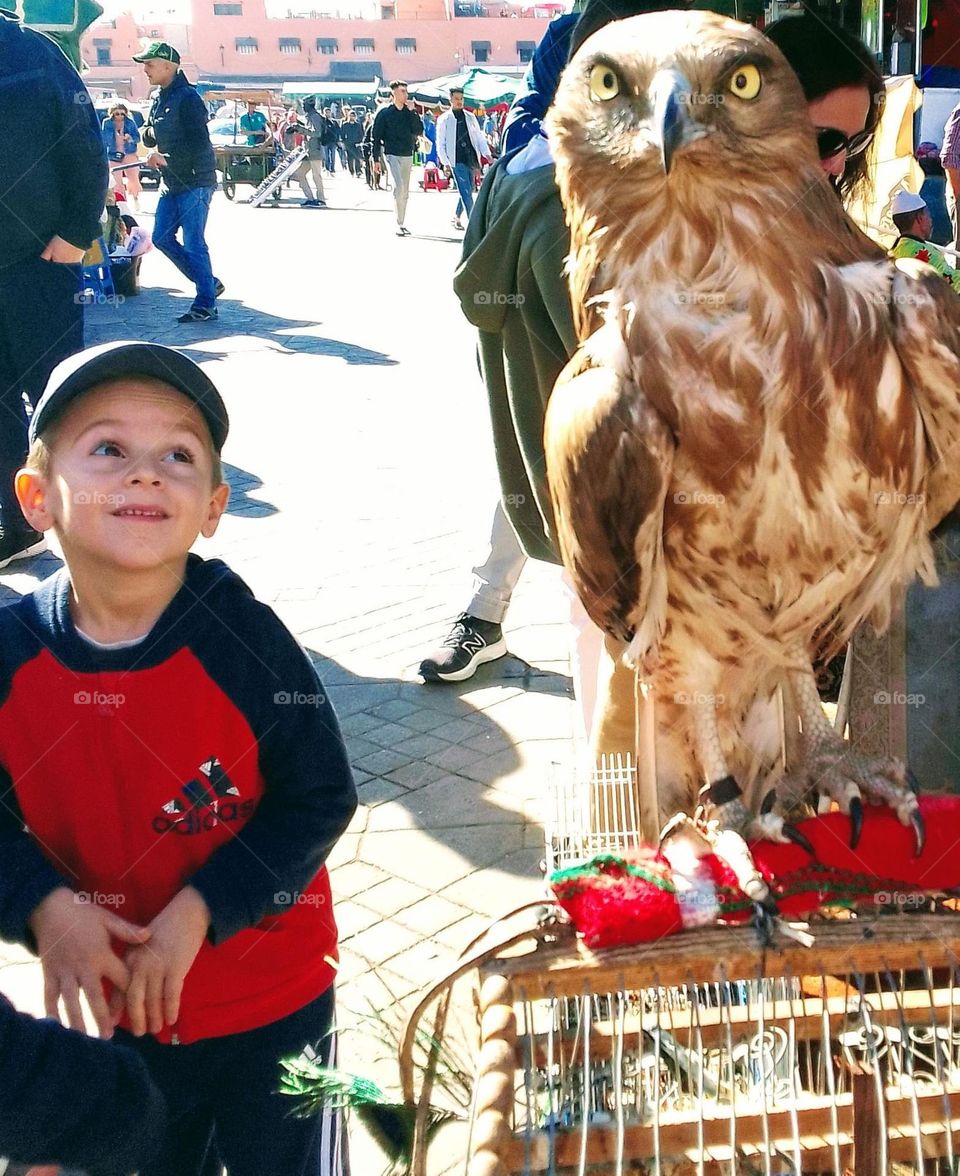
[30,341,229,451]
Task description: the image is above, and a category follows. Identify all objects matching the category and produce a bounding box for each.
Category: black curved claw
[907,768,922,796]
[784,823,815,856]
[911,807,926,858]
[760,789,777,815]
[848,796,864,849]
[752,896,779,949]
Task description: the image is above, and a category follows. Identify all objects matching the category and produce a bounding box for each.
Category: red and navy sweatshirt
[0,555,357,1044]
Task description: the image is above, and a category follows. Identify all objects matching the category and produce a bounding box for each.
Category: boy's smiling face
[18,378,230,574]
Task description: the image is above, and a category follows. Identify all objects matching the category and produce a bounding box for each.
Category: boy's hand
[122,887,210,1036]
[28,887,151,1039]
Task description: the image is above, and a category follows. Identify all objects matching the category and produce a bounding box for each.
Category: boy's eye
[163,448,193,464]
[92,441,124,458]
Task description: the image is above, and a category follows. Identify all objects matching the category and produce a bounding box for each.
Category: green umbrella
[410,67,520,111]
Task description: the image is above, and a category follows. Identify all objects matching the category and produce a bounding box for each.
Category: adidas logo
[153,757,253,835]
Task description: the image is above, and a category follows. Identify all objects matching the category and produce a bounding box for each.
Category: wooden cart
[206,88,283,201]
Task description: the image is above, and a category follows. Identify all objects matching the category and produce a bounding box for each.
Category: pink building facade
[80,0,554,100]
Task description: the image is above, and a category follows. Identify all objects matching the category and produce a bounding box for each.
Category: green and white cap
[133,40,181,63]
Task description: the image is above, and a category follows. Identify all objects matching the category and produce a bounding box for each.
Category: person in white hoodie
[436,88,490,230]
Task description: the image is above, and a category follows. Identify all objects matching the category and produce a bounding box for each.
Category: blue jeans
[152,185,216,311]
[453,163,478,219]
[323,144,336,172]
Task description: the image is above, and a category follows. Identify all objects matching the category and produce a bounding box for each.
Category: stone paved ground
[0,168,580,1173]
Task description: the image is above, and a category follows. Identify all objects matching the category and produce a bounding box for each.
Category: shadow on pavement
[224,462,278,517]
[308,648,571,879]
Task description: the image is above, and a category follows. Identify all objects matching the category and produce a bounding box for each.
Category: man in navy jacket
[137,41,221,323]
[0,10,106,571]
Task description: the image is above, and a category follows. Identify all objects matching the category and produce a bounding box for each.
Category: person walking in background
[339,108,364,177]
[372,81,423,236]
[101,102,141,210]
[436,87,489,231]
[136,41,222,323]
[320,106,340,173]
[0,9,106,570]
[297,98,329,206]
[941,97,960,247]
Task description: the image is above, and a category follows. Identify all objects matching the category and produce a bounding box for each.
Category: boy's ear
[14,469,55,533]
[200,482,230,539]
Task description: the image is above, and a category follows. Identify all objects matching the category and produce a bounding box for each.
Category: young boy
[0,341,358,1176]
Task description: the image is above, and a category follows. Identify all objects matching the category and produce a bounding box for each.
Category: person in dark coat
[0,992,167,1175]
[0,9,106,572]
[136,41,221,323]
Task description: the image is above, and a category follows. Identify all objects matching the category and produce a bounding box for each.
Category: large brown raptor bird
[544,10,960,908]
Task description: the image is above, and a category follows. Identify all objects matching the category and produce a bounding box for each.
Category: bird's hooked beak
[648,69,708,174]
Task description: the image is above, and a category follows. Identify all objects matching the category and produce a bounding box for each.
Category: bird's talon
[907,768,922,796]
[784,823,815,856]
[760,789,777,815]
[848,796,864,849]
[912,808,926,857]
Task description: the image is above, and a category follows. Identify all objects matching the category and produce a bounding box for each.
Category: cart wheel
[223,180,236,201]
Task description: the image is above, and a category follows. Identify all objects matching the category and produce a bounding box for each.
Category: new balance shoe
[214,279,226,298]
[177,307,218,323]
[419,613,507,683]
[0,527,46,570]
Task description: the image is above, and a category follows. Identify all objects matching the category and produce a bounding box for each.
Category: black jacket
[339,120,363,148]
[0,10,107,269]
[0,993,167,1175]
[146,70,216,194]
[371,103,423,158]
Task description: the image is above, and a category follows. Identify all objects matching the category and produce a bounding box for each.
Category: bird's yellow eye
[728,64,762,100]
[589,63,621,101]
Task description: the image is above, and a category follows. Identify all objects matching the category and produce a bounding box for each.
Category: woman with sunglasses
[100,103,142,211]
[765,15,883,205]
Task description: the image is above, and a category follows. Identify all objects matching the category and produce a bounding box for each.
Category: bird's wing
[544,347,675,652]
[889,259,960,529]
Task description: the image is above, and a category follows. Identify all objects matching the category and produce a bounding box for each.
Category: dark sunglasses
[816,126,872,161]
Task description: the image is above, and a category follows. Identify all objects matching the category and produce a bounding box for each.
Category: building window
[472,39,490,62]
[235,36,258,53]
[96,45,112,65]
[279,36,301,53]
[517,39,535,62]
[395,37,415,54]
[353,37,375,53]
[316,37,338,53]
[213,3,242,13]
[380,4,394,16]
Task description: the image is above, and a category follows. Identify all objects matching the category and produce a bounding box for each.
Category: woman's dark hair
[569,0,693,60]
[765,13,884,202]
